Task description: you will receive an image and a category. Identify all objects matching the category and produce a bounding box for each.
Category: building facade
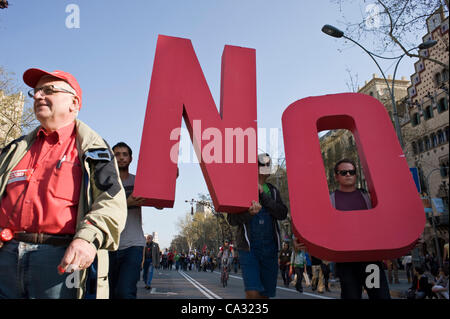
[0,90,25,148]
[399,9,449,261]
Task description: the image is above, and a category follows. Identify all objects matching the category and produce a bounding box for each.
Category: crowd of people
[150,245,240,274]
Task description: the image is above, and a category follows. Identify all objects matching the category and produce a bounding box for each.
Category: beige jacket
[0,119,127,298]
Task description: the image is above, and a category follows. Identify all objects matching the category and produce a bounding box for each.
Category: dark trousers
[321,263,330,289]
[280,264,290,285]
[336,261,391,299]
[294,266,305,291]
[108,246,143,299]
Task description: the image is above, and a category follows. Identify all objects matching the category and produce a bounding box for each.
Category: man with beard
[108,142,147,299]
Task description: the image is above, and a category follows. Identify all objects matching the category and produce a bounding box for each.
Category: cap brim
[23,68,61,88]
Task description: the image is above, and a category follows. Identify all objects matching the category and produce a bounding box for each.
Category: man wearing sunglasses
[330,158,391,299]
[0,68,127,299]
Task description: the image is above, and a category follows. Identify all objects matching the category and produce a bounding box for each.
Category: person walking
[402,255,413,284]
[311,255,325,293]
[143,234,160,290]
[290,242,306,293]
[331,158,391,299]
[227,153,288,299]
[108,142,147,299]
[0,68,127,299]
[279,242,292,287]
[167,250,174,270]
[386,259,400,284]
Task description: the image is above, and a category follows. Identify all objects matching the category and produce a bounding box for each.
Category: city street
[136,266,413,300]
[137,267,337,300]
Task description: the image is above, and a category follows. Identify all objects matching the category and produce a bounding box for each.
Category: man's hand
[58,238,97,274]
[127,195,147,207]
[248,200,262,215]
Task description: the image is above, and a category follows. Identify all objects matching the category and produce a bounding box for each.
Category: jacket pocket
[49,161,82,203]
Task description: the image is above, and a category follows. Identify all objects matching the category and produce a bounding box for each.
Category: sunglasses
[336,170,356,176]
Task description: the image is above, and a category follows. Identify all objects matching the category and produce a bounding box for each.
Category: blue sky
[0,0,424,249]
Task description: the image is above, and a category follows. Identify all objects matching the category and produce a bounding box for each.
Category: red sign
[282,94,425,262]
[135,36,425,261]
[134,35,258,212]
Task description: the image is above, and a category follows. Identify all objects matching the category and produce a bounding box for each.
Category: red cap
[23,68,82,109]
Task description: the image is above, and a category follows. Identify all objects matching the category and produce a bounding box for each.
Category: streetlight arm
[343,36,394,91]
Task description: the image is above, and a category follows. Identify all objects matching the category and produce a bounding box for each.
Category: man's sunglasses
[336,170,356,176]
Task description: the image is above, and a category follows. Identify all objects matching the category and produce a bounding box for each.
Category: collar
[37,121,76,144]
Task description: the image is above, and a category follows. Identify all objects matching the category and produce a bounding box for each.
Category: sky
[0,0,425,249]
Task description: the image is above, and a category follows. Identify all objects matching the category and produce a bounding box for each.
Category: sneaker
[145,285,151,290]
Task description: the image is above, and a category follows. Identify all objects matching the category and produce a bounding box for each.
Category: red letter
[282,93,425,262]
[134,35,258,212]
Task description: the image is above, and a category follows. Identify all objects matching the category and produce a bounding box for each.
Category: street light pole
[321,24,437,149]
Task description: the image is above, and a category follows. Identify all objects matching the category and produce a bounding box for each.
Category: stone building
[0,90,25,148]
[399,9,449,260]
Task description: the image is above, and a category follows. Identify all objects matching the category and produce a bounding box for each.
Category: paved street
[136,266,411,300]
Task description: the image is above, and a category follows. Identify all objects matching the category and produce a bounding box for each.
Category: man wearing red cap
[0,68,127,299]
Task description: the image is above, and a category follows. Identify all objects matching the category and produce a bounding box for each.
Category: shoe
[318,290,324,294]
[326,287,331,292]
[145,285,151,290]
[297,287,303,293]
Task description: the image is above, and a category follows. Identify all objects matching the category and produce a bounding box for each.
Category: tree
[0,66,37,148]
[332,0,449,70]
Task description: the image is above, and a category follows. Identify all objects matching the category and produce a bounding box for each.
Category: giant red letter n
[134,35,258,212]
[282,93,425,262]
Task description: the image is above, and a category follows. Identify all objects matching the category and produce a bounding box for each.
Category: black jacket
[227,183,287,252]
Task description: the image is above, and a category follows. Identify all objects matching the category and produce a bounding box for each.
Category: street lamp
[185,199,195,216]
[321,24,437,149]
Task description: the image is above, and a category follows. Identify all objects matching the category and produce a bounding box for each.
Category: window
[438,97,448,113]
[412,113,421,126]
[445,126,449,143]
[435,72,442,86]
[424,136,431,150]
[431,133,438,148]
[418,139,424,153]
[437,130,445,144]
[412,142,418,155]
[440,158,449,178]
[424,105,433,120]
[443,70,449,82]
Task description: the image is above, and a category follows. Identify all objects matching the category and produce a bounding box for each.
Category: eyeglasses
[336,170,356,176]
[258,162,271,167]
[28,85,76,98]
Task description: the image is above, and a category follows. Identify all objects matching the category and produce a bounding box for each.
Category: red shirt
[0,122,82,235]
